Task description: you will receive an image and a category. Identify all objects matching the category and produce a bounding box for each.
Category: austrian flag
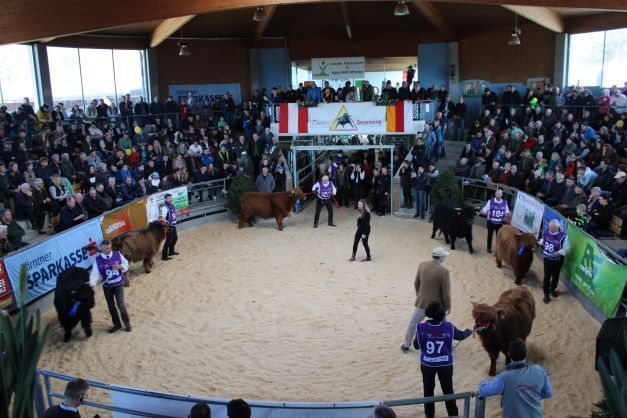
[279,103,308,134]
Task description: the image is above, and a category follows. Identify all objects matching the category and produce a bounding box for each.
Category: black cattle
[54,267,95,342]
[431,203,475,253]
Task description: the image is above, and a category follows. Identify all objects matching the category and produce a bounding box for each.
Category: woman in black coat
[349,199,372,262]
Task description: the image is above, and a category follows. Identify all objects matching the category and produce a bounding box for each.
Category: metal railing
[37,369,486,418]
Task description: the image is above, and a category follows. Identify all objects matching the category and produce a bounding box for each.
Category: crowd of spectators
[451,83,627,237]
[0,89,295,252]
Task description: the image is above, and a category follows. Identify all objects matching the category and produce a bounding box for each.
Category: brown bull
[472,286,536,376]
[112,221,168,279]
[494,225,538,285]
[239,188,305,231]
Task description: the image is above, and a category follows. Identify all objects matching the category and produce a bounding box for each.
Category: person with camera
[43,378,90,418]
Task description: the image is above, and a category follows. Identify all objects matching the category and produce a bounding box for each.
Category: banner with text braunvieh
[311,57,365,79]
[4,219,103,305]
[145,187,190,222]
[168,83,242,105]
[100,198,149,240]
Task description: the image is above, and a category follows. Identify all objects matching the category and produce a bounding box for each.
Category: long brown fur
[111,221,168,278]
[471,286,536,376]
[494,225,538,285]
[238,188,305,231]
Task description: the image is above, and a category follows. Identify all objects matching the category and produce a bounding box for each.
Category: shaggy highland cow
[112,221,168,278]
[494,225,539,285]
[239,188,306,231]
[54,267,95,342]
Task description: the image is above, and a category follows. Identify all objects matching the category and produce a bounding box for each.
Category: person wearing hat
[415,301,473,418]
[401,247,452,353]
[382,80,398,101]
[160,193,179,261]
[610,171,626,210]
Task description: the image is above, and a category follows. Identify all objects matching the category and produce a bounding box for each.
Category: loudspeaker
[595,317,626,373]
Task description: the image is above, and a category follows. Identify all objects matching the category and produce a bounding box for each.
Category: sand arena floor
[39,205,602,418]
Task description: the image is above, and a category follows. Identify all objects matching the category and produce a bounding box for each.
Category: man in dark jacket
[376,166,391,216]
[587,194,613,236]
[57,196,86,232]
[43,378,89,418]
[482,88,497,113]
[13,183,38,230]
[84,187,107,219]
[400,161,413,209]
[0,209,28,250]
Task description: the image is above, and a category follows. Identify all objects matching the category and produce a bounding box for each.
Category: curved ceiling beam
[502,5,564,33]
[150,15,196,48]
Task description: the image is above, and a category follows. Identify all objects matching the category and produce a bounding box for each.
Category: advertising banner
[542,206,567,232]
[511,192,544,235]
[0,259,16,311]
[101,198,148,240]
[278,102,413,135]
[562,224,627,317]
[311,57,365,80]
[168,83,242,105]
[4,219,103,305]
[111,388,378,418]
[146,187,190,222]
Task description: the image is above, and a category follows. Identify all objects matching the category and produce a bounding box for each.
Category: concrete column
[249,49,261,93]
[448,42,460,101]
[33,44,53,106]
[553,34,568,89]
[146,48,160,99]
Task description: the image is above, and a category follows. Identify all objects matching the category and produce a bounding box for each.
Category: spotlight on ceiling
[253,6,267,22]
[178,41,191,56]
[508,14,522,46]
[394,1,410,17]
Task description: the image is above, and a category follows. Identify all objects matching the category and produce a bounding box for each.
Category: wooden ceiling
[1,0,625,46]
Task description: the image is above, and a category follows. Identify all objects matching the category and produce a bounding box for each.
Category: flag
[386,101,412,133]
[279,103,308,134]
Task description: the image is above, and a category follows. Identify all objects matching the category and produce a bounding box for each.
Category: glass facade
[0,44,39,111]
[568,28,627,88]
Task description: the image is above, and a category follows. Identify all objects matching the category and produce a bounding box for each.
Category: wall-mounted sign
[311,57,365,80]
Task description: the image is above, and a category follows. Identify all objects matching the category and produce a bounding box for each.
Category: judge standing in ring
[89,240,131,333]
[312,174,337,228]
[160,193,179,261]
[350,199,372,262]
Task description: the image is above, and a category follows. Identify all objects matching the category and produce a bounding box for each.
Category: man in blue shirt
[478,338,553,418]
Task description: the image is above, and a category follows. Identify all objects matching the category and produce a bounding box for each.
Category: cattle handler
[161,193,179,261]
[312,174,337,228]
[90,240,131,333]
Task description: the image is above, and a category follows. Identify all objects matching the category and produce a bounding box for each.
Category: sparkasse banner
[4,219,103,305]
[311,57,365,80]
[168,83,242,105]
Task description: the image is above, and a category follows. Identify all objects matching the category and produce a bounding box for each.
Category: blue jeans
[415,189,426,217]
[453,118,465,141]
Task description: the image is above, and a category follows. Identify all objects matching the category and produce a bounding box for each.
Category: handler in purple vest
[89,239,131,333]
[480,188,510,253]
[538,219,570,304]
[414,301,473,418]
[312,174,337,228]
[160,193,179,261]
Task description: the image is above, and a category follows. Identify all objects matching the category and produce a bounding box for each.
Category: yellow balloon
[125,149,132,156]
[134,126,142,134]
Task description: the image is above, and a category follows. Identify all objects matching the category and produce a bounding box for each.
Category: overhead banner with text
[278,102,413,135]
[168,83,242,105]
[311,57,365,80]
[4,219,103,305]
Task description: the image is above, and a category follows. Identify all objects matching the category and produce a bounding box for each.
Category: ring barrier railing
[36,369,486,418]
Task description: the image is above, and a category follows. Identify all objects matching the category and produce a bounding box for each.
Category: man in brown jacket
[401,247,452,352]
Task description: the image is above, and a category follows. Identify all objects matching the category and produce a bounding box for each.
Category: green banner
[562,224,627,317]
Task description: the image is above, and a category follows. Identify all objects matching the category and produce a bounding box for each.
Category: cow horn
[471,301,477,307]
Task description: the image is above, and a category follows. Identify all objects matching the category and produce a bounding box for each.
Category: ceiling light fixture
[394,1,409,17]
[178,28,190,56]
[508,13,522,46]
[253,6,267,22]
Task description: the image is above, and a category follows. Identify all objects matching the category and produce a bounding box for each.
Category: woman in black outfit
[349,199,372,262]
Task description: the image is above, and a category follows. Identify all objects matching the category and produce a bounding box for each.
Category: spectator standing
[478,338,552,418]
[480,189,510,253]
[255,166,275,193]
[350,163,365,208]
[227,399,251,418]
[399,160,413,209]
[189,402,211,418]
[415,301,472,418]
[43,378,90,418]
[349,199,372,262]
[89,240,131,333]
[412,166,428,219]
[401,247,452,352]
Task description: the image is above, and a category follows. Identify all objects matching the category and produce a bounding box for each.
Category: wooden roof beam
[251,5,277,48]
[150,15,196,48]
[411,0,457,41]
[502,5,565,33]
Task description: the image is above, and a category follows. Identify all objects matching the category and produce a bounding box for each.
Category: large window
[47,46,147,110]
[568,28,627,87]
[0,44,39,111]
